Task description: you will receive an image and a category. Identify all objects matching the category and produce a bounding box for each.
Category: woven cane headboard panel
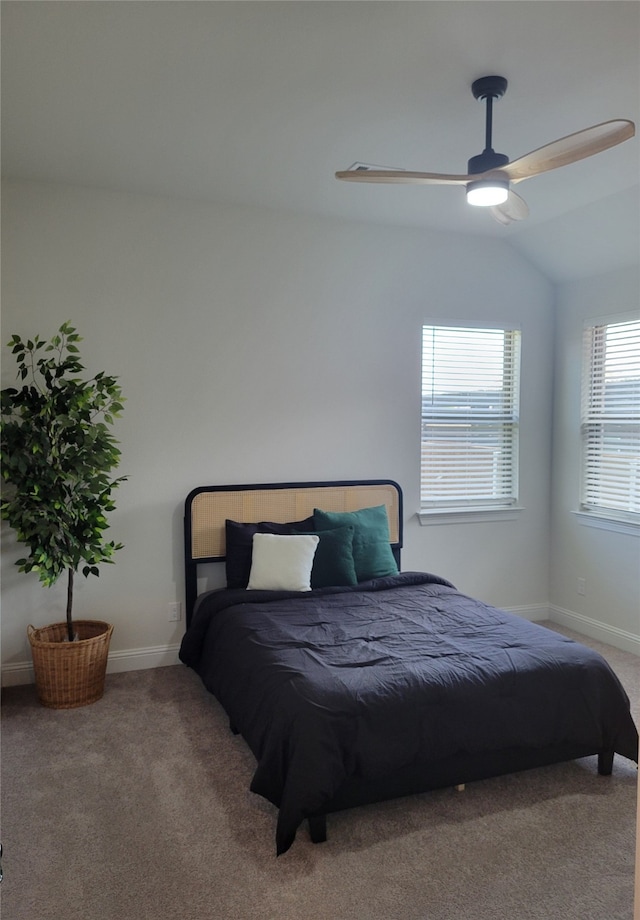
[184,479,403,624]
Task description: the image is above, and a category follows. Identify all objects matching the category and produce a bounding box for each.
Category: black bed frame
[304,749,616,844]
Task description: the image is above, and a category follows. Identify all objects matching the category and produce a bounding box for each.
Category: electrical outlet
[577,578,586,596]
[168,602,181,622]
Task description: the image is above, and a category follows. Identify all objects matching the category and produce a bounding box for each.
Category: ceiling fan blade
[335,168,470,186]
[503,119,635,183]
[490,190,529,226]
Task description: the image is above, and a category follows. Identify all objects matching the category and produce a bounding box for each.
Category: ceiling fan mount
[471,75,508,102]
[335,75,635,225]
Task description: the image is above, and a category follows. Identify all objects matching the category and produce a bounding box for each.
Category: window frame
[418,322,522,524]
[578,313,640,532]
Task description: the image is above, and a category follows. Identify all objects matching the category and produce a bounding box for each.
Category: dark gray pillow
[225,517,315,589]
[293,525,357,588]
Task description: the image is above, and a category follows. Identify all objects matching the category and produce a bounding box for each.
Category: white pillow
[247,533,319,592]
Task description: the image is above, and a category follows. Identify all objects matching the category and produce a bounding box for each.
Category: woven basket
[27,620,113,709]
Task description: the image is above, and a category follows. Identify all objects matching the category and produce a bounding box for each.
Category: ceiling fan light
[466,179,509,207]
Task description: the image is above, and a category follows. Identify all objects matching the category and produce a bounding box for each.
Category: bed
[179,479,639,855]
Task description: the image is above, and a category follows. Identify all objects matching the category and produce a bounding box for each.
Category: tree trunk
[66,568,74,642]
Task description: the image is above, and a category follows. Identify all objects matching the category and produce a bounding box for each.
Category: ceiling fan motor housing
[467,150,509,174]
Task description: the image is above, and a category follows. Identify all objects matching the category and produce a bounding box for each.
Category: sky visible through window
[604,320,640,380]
[421,327,507,398]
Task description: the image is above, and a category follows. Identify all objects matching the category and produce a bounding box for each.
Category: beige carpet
[1,623,637,920]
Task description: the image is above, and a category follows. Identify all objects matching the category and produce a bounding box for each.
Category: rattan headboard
[184,479,403,624]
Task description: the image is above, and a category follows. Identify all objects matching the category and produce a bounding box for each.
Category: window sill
[572,511,640,536]
[418,507,524,526]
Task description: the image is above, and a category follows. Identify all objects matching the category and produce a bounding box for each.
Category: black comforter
[179,572,638,854]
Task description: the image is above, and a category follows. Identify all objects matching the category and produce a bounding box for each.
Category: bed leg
[455,784,466,792]
[308,815,327,844]
[598,751,614,775]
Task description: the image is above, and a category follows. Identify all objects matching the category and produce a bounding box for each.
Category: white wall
[549,266,640,650]
[1,178,555,682]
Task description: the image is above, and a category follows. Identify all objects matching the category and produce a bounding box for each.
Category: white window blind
[421,325,521,510]
[580,318,640,520]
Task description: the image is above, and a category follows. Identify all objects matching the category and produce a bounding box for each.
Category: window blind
[581,318,640,518]
[421,325,521,509]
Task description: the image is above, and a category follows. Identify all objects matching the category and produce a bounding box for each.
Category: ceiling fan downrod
[467,75,509,175]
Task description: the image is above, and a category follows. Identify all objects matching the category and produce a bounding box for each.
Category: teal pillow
[294,525,358,589]
[313,505,398,582]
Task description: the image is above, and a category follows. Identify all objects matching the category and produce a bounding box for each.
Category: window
[580,317,640,522]
[420,324,521,514]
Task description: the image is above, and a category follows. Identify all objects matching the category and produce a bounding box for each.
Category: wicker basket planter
[27,620,114,709]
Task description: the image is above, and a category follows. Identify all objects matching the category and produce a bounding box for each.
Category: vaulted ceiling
[2,1,638,283]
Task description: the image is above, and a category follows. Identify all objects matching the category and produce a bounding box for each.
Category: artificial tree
[1,322,126,641]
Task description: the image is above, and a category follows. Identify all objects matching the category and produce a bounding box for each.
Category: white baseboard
[548,605,640,656]
[107,643,182,672]
[504,604,550,622]
[499,603,639,655]
[1,643,182,688]
[4,606,637,688]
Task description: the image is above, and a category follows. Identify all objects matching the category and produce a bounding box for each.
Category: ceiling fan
[335,76,635,225]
